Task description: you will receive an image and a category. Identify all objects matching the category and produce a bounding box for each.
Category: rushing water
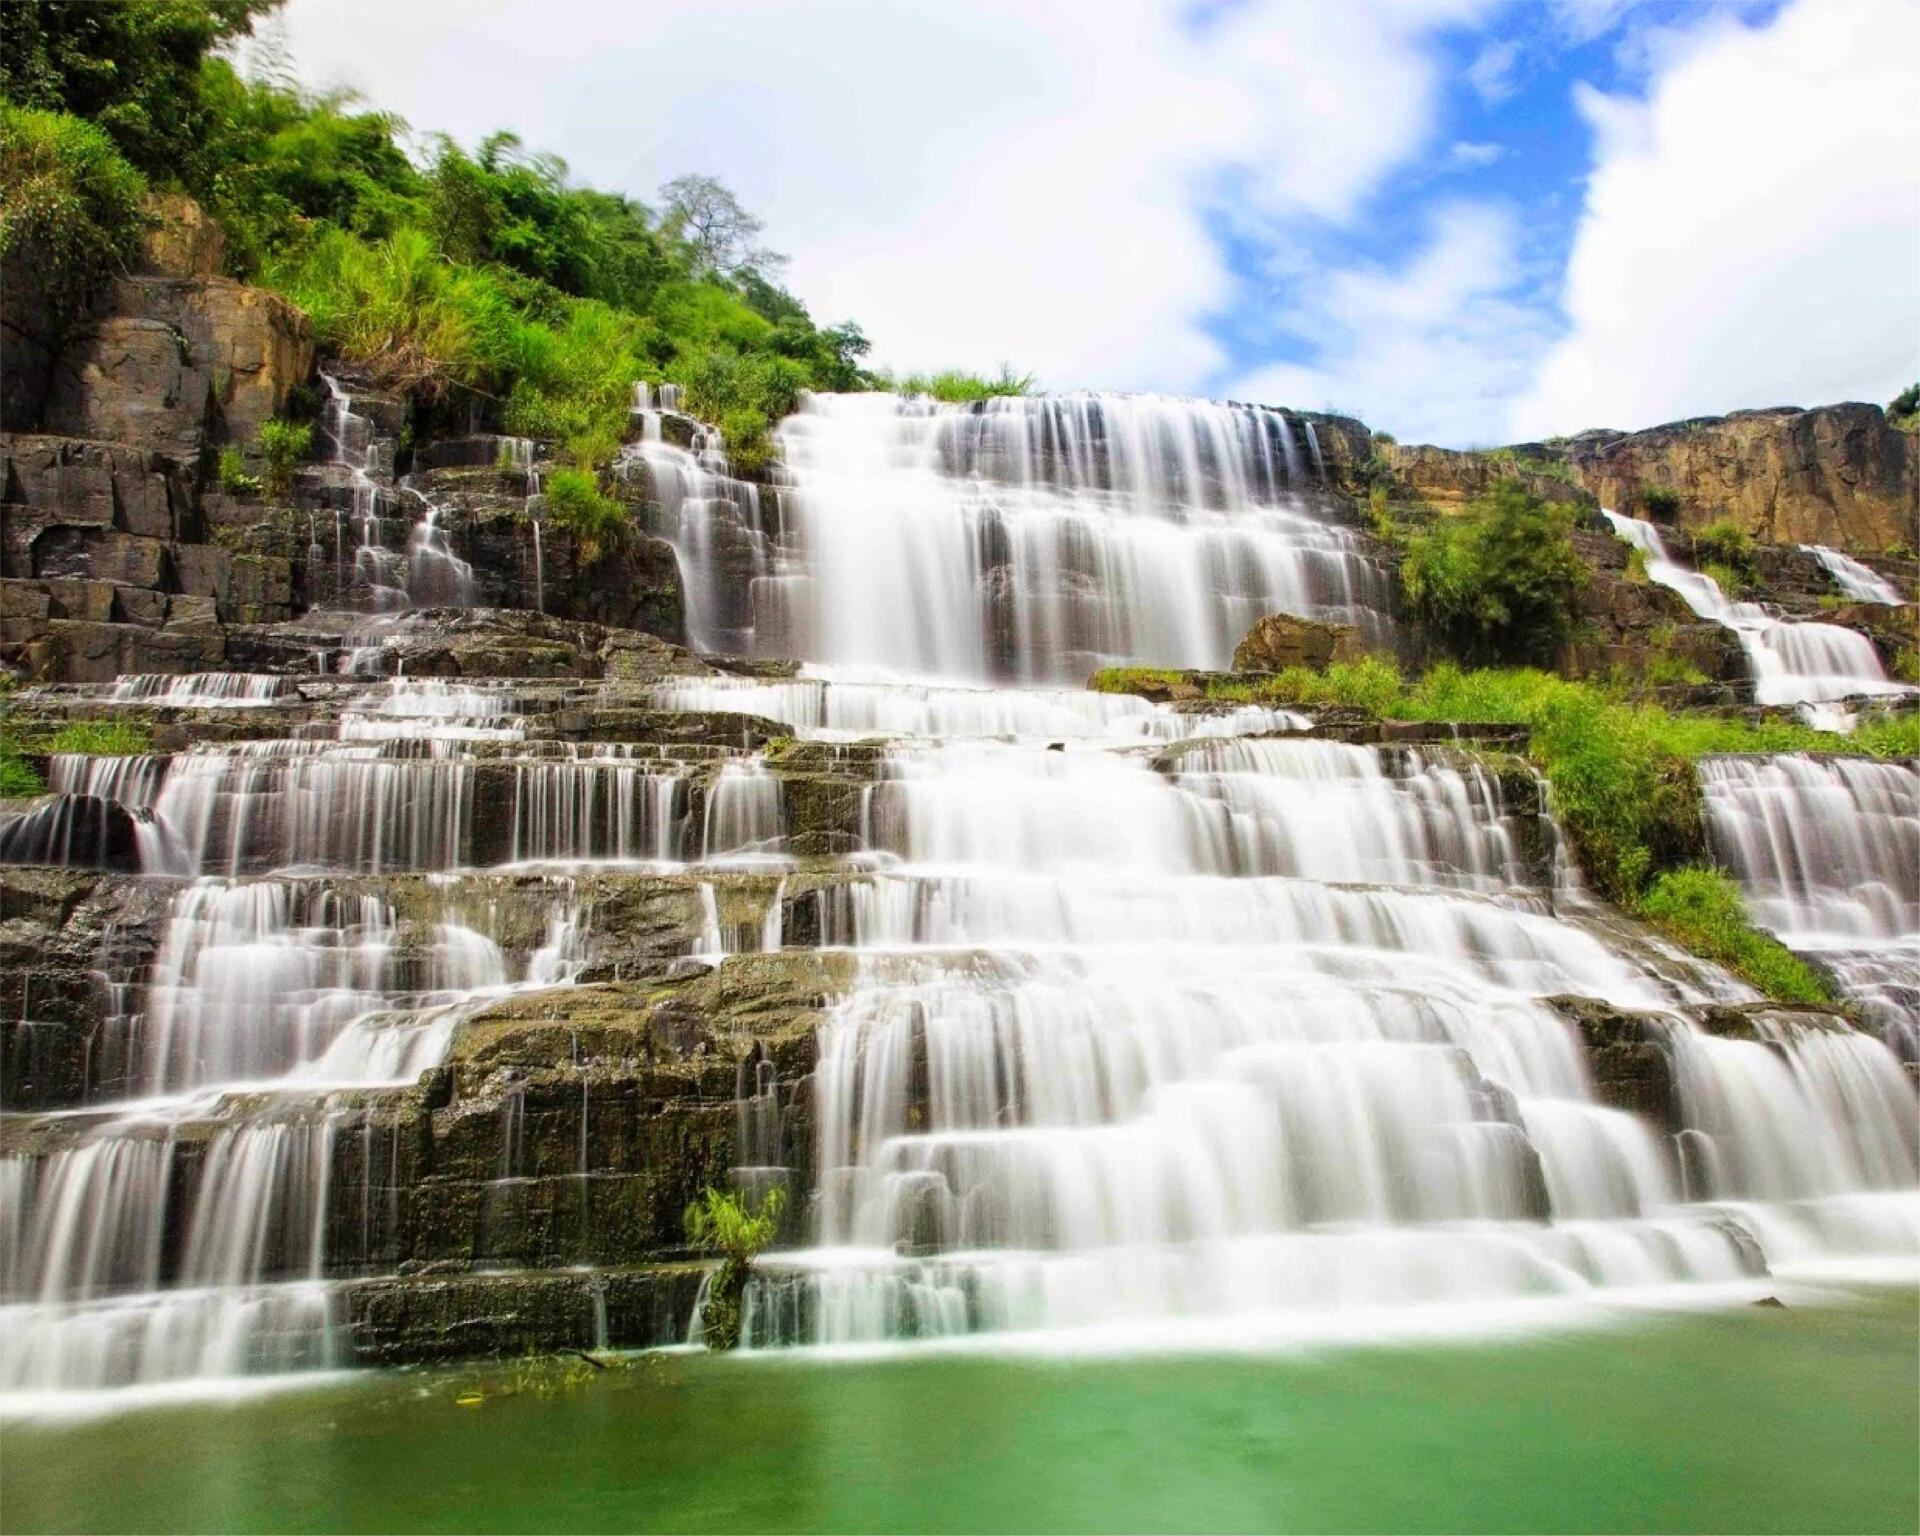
[2,387,1913,1417]
[1699,753,1920,1058]
[1600,511,1910,728]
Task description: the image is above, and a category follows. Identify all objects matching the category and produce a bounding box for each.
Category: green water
[5,1290,1916,1534]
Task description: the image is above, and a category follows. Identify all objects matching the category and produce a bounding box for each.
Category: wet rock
[1544,996,1679,1130]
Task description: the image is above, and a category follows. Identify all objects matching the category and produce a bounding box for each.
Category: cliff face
[1533,405,1918,555]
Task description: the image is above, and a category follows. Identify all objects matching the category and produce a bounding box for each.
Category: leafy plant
[1701,562,1749,599]
[255,417,310,497]
[0,103,147,319]
[1888,382,1920,425]
[1401,480,1588,666]
[539,466,627,564]
[685,1184,786,1350]
[1641,486,1681,518]
[1693,518,1755,576]
[217,444,261,494]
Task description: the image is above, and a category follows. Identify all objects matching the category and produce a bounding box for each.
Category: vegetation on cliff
[0,0,874,477]
[0,102,147,315]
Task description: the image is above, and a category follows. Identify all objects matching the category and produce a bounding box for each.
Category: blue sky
[275,0,1916,447]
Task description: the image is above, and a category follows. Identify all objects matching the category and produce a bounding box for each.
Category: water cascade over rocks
[0,385,1913,1408]
[1698,754,1920,1060]
[1601,511,1910,729]
[629,391,1390,681]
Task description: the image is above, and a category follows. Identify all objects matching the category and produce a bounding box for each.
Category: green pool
[5,1286,1915,1534]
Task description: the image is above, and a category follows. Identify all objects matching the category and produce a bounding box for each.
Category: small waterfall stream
[1600,511,1910,728]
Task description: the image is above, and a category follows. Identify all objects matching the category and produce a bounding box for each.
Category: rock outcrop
[1231,612,1367,672]
[1527,405,1919,556]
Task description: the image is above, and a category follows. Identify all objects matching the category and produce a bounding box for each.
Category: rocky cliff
[1524,404,1918,556]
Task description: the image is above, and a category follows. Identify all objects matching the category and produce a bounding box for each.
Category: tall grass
[881,364,1036,403]
[0,104,147,314]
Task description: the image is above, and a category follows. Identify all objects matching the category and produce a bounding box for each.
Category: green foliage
[0,104,147,317]
[1700,562,1750,599]
[539,467,627,564]
[1401,480,1588,666]
[1372,430,1397,445]
[0,0,275,178]
[1851,711,1920,757]
[1623,546,1650,584]
[255,418,309,497]
[1889,382,1920,425]
[685,1185,786,1351]
[1638,868,1831,1004]
[1693,518,1754,574]
[44,719,152,756]
[882,365,1037,403]
[265,226,518,400]
[1641,486,1682,517]
[217,445,261,495]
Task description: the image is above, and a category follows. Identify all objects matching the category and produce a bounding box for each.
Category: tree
[0,0,280,178]
[658,173,785,280]
[1402,479,1588,667]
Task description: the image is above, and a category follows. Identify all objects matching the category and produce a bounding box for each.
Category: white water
[1601,511,1909,727]
[1698,753,1920,1057]
[626,391,1389,681]
[7,386,1914,1403]
[1802,545,1904,606]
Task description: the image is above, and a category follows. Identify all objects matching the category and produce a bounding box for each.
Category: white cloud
[1448,140,1509,168]
[1509,0,1920,438]
[274,0,1486,391]
[1229,203,1556,445]
[1465,39,1521,103]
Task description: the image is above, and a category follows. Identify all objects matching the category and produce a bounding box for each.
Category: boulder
[1232,612,1367,672]
[136,194,227,280]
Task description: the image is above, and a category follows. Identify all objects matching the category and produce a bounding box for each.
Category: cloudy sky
[273,0,1918,447]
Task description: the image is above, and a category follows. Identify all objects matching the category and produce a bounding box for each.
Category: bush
[44,719,151,755]
[217,444,260,495]
[1401,480,1588,666]
[255,418,311,498]
[265,226,518,400]
[1641,486,1682,517]
[0,104,147,318]
[1637,868,1830,1004]
[1889,383,1920,423]
[685,1185,785,1350]
[539,466,627,564]
[882,364,1035,403]
[1693,518,1753,571]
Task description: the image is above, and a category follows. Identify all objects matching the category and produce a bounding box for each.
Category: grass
[0,103,147,319]
[0,715,153,798]
[1638,868,1831,1005]
[1091,655,1917,1002]
[880,365,1036,403]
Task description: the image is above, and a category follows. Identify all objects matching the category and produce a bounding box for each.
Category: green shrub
[0,104,147,318]
[539,466,627,564]
[0,743,44,797]
[1641,486,1681,517]
[1852,711,1920,757]
[720,406,775,475]
[1693,518,1754,572]
[882,364,1035,403]
[1623,546,1650,584]
[1401,480,1588,666]
[265,226,519,400]
[685,1185,785,1350]
[1889,383,1920,424]
[1637,868,1830,1004]
[1372,430,1397,446]
[217,444,261,495]
[1701,561,1749,599]
[255,418,311,498]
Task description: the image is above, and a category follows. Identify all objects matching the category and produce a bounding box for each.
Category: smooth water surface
[5,1287,1914,1534]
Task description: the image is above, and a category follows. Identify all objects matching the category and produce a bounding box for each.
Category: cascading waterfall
[1802,545,1904,606]
[1698,753,1920,1058]
[1600,511,1910,728]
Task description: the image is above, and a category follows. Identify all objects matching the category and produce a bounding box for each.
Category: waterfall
[1802,545,1904,606]
[1600,511,1910,728]
[1699,753,1920,1056]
